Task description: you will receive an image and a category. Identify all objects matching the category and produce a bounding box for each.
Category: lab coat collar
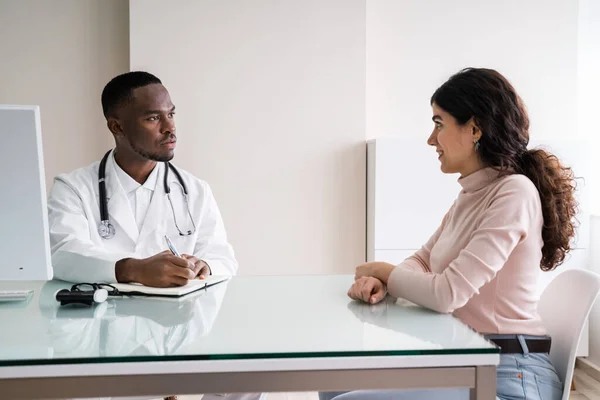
[112,152,160,195]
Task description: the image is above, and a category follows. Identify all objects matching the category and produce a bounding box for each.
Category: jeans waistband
[484,334,552,354]
[484,334,550,340]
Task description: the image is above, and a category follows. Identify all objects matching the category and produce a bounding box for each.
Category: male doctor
[47,71,237,286]
[47,72,264,400]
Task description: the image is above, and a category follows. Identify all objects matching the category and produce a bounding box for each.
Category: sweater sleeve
[387,178,537,313]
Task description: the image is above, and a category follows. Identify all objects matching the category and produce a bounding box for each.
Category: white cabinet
[366,137,591,355]
[366,137,461,262]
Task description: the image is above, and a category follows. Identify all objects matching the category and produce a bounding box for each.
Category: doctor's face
[117,83,177,162]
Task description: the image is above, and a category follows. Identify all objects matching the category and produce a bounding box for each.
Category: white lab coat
[47,150,238,283]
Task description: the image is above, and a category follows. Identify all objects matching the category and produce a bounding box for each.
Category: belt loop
[517,335,529,356]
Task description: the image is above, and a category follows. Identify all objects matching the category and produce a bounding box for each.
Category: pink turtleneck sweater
[388,167,547,335]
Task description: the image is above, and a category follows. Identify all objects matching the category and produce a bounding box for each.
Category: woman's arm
[382,178,538,313]
[356,203,456,284]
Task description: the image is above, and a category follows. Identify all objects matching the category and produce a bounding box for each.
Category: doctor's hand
[116,251,199,288]
[181,254,211,280]
[347,276,387,305]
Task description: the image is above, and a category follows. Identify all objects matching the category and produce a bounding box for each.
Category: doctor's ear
[107,118,124,137]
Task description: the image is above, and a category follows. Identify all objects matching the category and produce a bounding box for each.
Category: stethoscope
[97,150,197,240]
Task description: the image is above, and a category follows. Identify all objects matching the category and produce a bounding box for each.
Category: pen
[164,235,182,257]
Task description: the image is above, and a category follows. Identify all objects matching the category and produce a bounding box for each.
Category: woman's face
[427,103,482,177]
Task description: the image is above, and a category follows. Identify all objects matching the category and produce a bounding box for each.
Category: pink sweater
[388,167,547,335]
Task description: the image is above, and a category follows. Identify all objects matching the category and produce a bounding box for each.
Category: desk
[0,275,499,399]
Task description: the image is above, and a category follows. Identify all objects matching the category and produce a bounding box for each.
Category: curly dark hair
[431,68,578,271]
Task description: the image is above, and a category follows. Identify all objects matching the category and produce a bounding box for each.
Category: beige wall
[130,0,367,276]
[0,0,366,277]
[0,0,129,192]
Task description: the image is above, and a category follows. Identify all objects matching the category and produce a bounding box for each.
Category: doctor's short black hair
[101,71,162,118]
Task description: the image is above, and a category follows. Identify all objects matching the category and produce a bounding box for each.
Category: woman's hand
[355,261,396,284]
[347,276,387,304]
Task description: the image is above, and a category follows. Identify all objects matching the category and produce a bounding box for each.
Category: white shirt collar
[112,152,160,194]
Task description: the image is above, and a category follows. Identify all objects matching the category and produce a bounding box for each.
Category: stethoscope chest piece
[98,220,115,239]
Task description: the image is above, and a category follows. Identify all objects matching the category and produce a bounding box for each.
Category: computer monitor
[0,105,53,280]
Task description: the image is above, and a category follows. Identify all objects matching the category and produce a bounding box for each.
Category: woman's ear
[469,118,482,143]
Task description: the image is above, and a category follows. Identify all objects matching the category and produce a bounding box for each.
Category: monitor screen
[0,105,53,280]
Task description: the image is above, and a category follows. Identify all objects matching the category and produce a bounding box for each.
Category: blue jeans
[319,353,563,400]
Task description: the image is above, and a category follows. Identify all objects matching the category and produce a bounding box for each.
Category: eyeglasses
[71,283,120,296]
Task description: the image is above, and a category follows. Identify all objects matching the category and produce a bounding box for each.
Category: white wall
[578,0,600,218]
[0,0,129,192]
[129,0,366,276]
[366,0,579,144]
[579,0,600,366]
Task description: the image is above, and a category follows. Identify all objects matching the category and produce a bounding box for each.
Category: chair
[537,269,600,400]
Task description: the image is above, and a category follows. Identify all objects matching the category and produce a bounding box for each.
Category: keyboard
[0,290,33,302]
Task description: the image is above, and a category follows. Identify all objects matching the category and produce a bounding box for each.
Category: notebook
[111,276,229,298]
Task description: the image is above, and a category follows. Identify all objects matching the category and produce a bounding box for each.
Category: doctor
[48,71,265,400]
[47,71,238,286]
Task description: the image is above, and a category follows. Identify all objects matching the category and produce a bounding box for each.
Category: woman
[324,68,578,400]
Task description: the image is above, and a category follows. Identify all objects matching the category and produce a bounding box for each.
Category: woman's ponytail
[516,149,578,271]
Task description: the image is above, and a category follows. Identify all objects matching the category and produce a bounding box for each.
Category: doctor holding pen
[47,71,262,400]
[47,71,237,288]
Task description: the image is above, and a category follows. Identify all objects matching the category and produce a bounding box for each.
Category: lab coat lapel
[138,162,166,241]
[105,154,139,244]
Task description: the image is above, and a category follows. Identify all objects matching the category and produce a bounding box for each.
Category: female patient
[325,68,578,400]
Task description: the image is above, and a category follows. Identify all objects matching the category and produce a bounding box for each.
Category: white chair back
[538,269,600,400]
